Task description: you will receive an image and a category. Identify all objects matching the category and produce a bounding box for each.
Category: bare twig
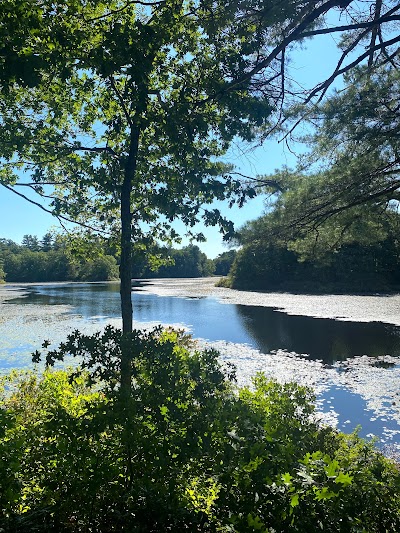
[368,0,383,68]
[109,76,134,128]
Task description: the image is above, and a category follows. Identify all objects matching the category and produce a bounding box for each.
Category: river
[1,278,400,455]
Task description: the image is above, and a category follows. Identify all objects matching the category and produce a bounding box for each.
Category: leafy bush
[79,255,119,281]
[1,328,400,531]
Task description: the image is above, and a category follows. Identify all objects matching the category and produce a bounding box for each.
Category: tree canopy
[0,233,120,282]
[261,65,400,244]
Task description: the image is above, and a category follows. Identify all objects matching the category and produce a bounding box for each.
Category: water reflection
[320,385,400,445]
[236,305,400,364]
[9,282,122,319]
[8,283,400,364]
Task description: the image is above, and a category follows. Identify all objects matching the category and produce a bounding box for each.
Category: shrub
[1,328,399,531]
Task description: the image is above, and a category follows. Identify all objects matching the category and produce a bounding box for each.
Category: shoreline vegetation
[2,328,400,532]
[216,275,400,296]
[2,234,400,295]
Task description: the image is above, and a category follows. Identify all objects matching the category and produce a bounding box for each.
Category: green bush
[79,255,119,281]
[1,328,400,531]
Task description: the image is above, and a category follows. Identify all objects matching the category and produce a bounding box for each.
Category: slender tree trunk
[120,125,140,397]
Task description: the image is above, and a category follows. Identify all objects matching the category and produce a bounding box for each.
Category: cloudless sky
[0,28,343,258]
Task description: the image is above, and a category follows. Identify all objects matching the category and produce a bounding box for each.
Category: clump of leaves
[1,328,400,532]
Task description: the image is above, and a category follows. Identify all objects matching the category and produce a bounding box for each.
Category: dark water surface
[10,282,400,364]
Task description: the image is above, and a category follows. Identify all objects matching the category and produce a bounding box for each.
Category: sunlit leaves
[2,328,400,530]
[1,0,346,244]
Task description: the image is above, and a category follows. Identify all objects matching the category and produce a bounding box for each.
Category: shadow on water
[8,283,400,364]
[236,305,400,364]
[9,282,122,319]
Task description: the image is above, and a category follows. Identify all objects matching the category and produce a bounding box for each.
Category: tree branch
[66,143,119,157]
[1,183,110,235]
[368,0,383,68]
[299,10,400,39]
[209,0,355,99]
[293,179,400,230]
[84,0,167,23]
[304,34,400,103]
[14,181,71,187]
[109,76,134,128]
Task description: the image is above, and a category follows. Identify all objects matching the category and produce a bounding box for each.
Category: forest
[3,228,400,293]
[0,234,119,282]
[0,234,236,282]
[225,62,400,292]
[226,210,400,292]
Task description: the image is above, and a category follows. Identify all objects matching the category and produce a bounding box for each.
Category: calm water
[9,282,400,364]
[4,281,400,452]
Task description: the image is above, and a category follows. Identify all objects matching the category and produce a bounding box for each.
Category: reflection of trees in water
[9,283,122,319]
[8,284,400,365]
[236,305,400,364]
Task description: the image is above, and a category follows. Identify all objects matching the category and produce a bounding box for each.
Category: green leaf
[314,487,338,501]
[290,493,300,507]
[324,459,339,478]
[282,472,292,485]
[335,472,353,486]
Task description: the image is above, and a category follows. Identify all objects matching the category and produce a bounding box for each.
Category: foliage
[21,234,40,251]
[80,255,119,282]
[0,235,219,282]
[229,210,400,292]
[214,250,237,276]
[255,65,400,254]
[229,68,400,293]
[147,245,215,278]
[230,240,300,291]
[1,328,400,531]
[299,66,400,222]
[5,329,232,531]
[131,243,215,278]
[0,235,119,282]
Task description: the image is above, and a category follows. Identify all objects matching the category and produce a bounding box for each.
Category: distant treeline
[3,228,399,291]
[0,234,236,283]
[4,228,400,291]
[132,245,236,279]
[228,240,400,293]
[224,211,400,293]
[0,234,120,283]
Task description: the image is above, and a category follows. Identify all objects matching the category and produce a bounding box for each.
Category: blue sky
[0,31,342,258]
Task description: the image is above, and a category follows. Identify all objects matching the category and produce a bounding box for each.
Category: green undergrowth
[214,276,232,288]
[1,327,400,532]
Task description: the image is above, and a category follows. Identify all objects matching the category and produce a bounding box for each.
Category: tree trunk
[119,125,140,397]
